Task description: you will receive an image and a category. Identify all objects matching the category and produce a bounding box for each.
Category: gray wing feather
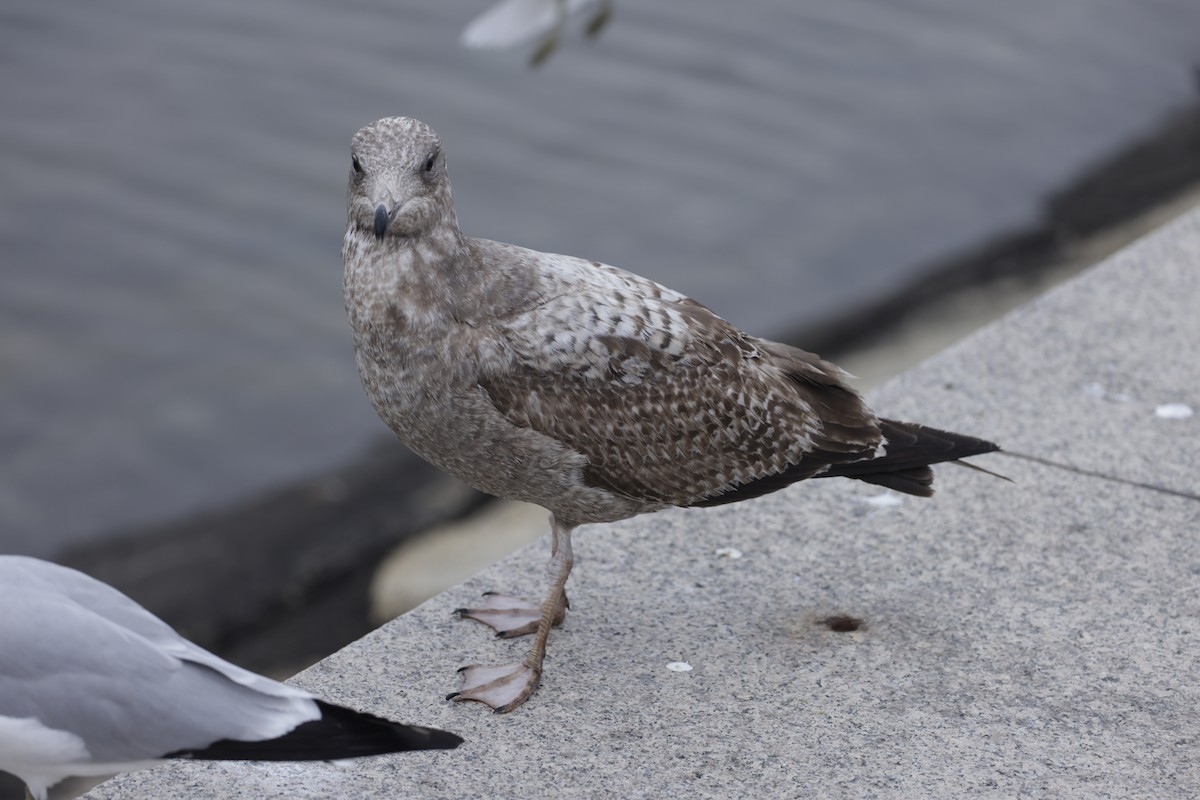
[0,558,315,763]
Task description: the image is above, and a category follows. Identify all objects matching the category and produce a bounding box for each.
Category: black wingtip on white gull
[0,556,461,800]
[169,700,463,761]
[342,116,1005,714]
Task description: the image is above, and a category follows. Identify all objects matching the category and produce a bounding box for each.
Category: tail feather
[824,419,1000,497]
[170,700,463,761]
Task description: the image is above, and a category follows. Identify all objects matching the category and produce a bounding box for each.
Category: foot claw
[450,662,541,713]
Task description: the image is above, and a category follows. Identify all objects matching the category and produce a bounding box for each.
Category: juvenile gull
[343,116,1000,713]
[0,556,462,800]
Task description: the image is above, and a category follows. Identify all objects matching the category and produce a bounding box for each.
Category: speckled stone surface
[874,208,1200,499]
[83,207,1200,798]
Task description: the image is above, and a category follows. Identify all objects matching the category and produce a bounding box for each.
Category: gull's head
[347,117,455,242]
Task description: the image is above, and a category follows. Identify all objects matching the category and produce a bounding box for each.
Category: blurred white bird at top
[461,0,614,65]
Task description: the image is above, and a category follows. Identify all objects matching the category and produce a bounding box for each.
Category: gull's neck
[342,205,475,335]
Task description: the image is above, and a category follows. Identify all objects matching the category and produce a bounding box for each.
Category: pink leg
[448,515,575,713]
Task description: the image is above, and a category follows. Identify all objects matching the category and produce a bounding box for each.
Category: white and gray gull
[0,556,462,800]
[343,116,1000,714]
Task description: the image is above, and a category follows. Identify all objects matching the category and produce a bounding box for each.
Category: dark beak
[373,204,390,239]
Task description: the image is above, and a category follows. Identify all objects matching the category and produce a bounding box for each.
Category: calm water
[2,0,1199,555]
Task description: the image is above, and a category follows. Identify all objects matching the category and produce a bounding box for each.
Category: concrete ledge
[85,206,1200,798]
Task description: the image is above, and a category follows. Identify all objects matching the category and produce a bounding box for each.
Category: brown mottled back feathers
[480,284,887,507]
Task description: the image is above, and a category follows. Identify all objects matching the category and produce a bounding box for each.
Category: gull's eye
[352,154,363,174]
[423,152,437,174]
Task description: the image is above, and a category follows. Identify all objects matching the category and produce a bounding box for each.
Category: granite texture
[874,207,1200,498]
[82,207,1200,798]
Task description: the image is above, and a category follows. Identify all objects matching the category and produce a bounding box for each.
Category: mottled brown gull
[343,116,1000,713]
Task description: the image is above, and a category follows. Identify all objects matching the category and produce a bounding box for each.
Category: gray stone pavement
[85,207,1199,798]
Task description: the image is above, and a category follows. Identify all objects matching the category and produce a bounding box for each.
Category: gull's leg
[455,516,568,638]
[585,0,614,37]
[449,515,575,712]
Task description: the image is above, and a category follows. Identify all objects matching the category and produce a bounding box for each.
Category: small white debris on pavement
[862,491,904,508]
[665,662,693,672]
[1155,402,1193,419]
[714,547,743,559]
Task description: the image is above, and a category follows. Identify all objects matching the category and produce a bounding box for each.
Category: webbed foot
[447,661,541,713]
[455,591,567,638]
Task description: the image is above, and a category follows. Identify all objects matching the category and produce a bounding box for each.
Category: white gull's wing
[461,0,598,49]
[3,556,308,700]
[0,558,319,784]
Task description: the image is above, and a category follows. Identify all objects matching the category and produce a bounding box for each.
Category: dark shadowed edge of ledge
[792,100,1200,361]
[60,442,490,676]
[57,98,1200,678]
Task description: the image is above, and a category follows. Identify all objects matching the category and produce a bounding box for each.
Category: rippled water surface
[2,0,1199,553]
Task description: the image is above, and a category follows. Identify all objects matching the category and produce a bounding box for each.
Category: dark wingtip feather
[170,700,463,762]
[688,419,1000,508]
[828,419,1001,496]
